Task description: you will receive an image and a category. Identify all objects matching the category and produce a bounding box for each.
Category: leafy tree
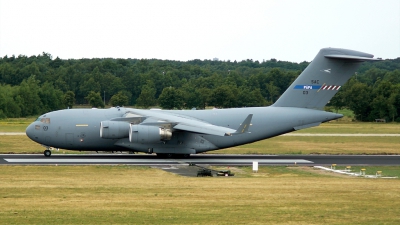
[49,56,64,68]
[63,91,75,108]
[39,82,64,112]
[0,84,21,118]
[391,85,400,122]
[0,63,16,84]
[237,88,268,107]
[250,89,268,106]
[110,91,129,106]
[158,87,185,109]
[136,84,157,108]
[0,51,399,119]
[329,90,346,113]
[370,80,398,121]
[80,77,101,96]
[85,91,105,108]
[265,81,279,103]
[329,78,355,113]
[209,85,237,108]
[345,82,372,121]
[17,75,42,116]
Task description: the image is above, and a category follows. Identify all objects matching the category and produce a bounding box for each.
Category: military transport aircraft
[26,48,379,157]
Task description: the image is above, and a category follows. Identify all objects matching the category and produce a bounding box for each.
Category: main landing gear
[44,149,51,157]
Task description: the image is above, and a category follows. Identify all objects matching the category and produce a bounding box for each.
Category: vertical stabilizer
[272,48,379,109]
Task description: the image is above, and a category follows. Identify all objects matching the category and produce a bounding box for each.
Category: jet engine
[100,121,130,139]
[129,124,172,143]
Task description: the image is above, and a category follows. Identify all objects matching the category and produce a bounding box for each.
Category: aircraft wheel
[44,150,51,157]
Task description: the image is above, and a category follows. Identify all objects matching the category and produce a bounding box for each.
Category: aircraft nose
[26,123,36,141]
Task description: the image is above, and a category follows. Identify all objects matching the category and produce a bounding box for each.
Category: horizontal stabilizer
[324,54,381,61]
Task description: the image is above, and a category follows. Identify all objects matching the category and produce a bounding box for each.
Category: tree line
[0,53,399,122]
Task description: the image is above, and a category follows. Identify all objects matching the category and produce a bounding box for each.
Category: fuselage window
[35,125,40,130]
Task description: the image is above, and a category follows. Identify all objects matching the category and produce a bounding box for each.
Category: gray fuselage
[26,106,341,154]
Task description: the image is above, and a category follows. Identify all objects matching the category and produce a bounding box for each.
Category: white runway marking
[4,158,313,164]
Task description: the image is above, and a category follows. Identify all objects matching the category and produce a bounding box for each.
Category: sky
[0,0,399,62]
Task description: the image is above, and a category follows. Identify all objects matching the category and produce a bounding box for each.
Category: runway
[1,154,399,166]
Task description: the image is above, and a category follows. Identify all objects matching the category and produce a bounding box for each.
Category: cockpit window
[40,118,50,124]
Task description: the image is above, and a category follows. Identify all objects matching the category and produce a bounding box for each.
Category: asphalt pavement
[1,154,399,166]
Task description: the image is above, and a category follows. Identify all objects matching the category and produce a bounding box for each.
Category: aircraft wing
[173,123,236,136]
[173,114,253,136]
[122,110,252,137]
[140,118,237,136]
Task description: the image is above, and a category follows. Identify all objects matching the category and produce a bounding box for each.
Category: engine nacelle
[129,124,172,144]
[100,121,130,139]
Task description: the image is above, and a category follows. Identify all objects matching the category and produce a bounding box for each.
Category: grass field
[217,136,400,155]
[0,117,34,132]
[1,118,400,224]
[296,121,400,134]
[1,166,399,224]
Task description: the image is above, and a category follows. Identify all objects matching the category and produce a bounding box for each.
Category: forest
[0,52,399,122]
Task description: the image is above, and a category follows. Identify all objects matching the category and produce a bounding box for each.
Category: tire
[44,150,51,157]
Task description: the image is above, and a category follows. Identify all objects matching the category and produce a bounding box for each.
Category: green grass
[0,117,34,132]
[0,136,78,154]
[296,122,400,134]
[216,136,400,155]
[1,166,399,224]
[337,108,355,118]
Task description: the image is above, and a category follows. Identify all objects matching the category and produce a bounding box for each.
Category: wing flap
[173,123,236,136]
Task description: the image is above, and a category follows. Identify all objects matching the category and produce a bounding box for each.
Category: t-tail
[272,48,380,110]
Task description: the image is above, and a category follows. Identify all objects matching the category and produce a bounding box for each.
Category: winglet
[233,114,253,134]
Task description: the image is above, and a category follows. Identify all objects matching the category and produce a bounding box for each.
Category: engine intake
[129,125,172,144]
[100,121,130,139]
